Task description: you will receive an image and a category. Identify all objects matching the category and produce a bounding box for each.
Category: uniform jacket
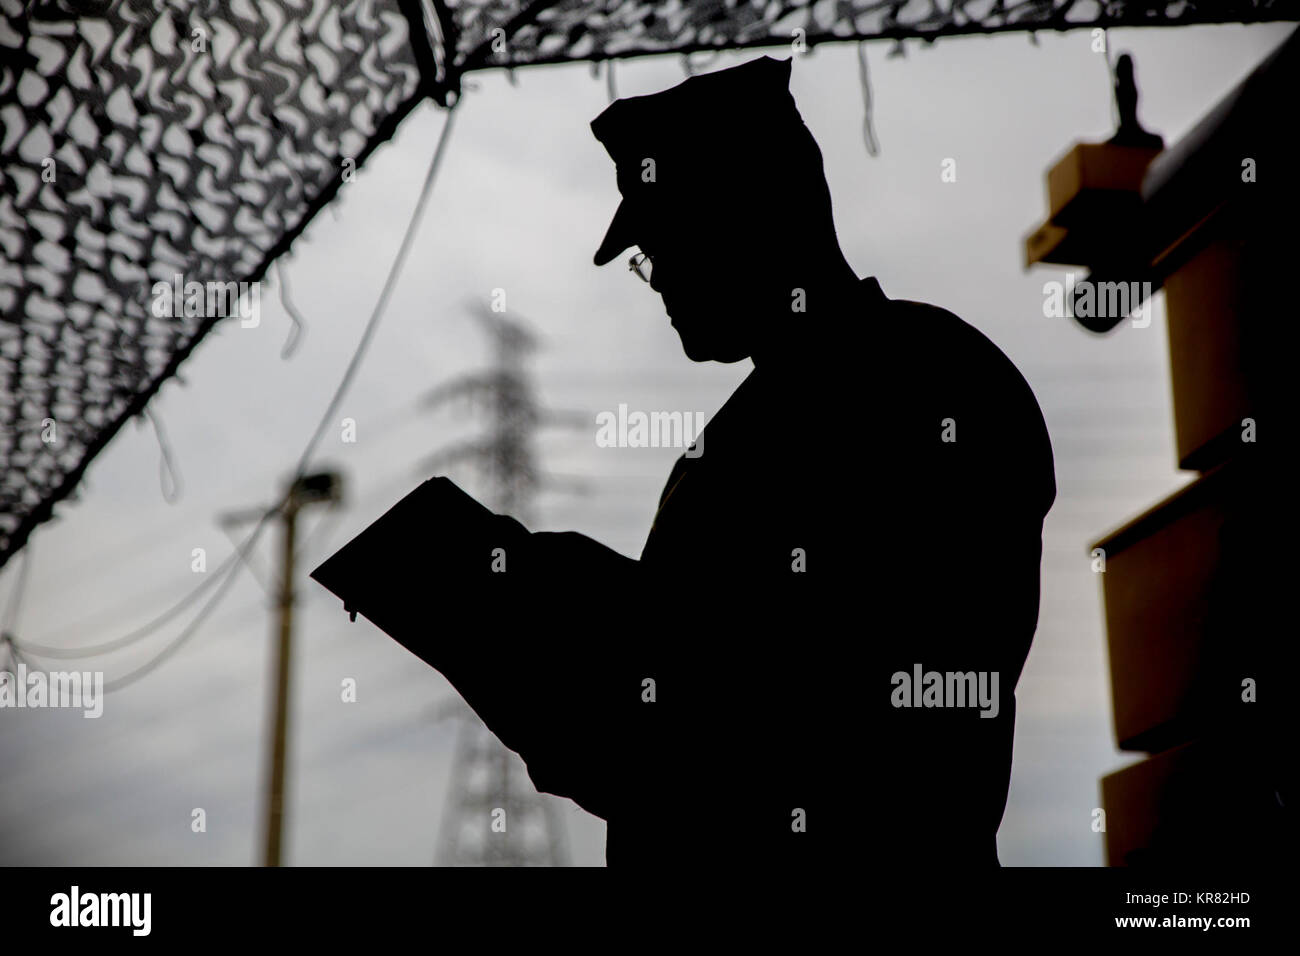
[315,276,1055,868]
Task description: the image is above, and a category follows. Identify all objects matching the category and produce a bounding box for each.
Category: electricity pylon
[432,698,570,867]
[423,302,583,867]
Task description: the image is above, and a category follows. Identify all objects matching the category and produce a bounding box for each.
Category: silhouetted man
[315,55,1055,867]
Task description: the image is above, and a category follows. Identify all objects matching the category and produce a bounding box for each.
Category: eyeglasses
[628,251,653,284]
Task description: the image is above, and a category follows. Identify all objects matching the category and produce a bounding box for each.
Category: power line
[9,513,273,661]
[78,103,459,689]
[1,546,33,672]
[8,102,459,675]
[143,406,182,504]
[289,102,459,483]
[1,545,32,637]
[7,99,459,692]
[98,535,256,694]
[86,483,351,694]
[15,432,447,659]
[275,259,307,360]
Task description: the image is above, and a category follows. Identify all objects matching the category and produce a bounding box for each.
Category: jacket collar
[860,275,887,307]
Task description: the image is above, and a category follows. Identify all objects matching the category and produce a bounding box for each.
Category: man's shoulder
[877,294,1056,514]
[885,296,1019,376]
[882,296,1041,415]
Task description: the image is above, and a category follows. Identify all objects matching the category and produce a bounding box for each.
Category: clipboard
[309,477,530,671]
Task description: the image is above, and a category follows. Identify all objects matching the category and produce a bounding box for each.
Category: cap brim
[593,199,636,266]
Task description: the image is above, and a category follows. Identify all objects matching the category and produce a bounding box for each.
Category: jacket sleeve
[431,526,641,822]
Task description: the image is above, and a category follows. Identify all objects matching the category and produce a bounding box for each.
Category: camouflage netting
[441,0,1293,77]
[0,0,422,569]
[1,0,1293,570]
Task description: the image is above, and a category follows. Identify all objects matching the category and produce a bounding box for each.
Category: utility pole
[262,471,343,867]
[422,302,584,866]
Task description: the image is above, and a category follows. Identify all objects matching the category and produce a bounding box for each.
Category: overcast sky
[0,22,1291,866]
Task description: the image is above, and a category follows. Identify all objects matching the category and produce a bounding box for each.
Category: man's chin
[677,331,748,364]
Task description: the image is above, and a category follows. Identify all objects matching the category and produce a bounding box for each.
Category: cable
[10,99,460,688]
[9,511,275,661]
[1104,29,1118,132]
[296,506,343,564]
[99,547,250,694]
[275,259,306,359]
[858,40,880,158]
[1,545,32,637]
[95,505,287,692]
[3,631,29,672]
[289,101,459,484]
[144,406,182,504]
[1,548,33,672]
[86,100,461,690]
